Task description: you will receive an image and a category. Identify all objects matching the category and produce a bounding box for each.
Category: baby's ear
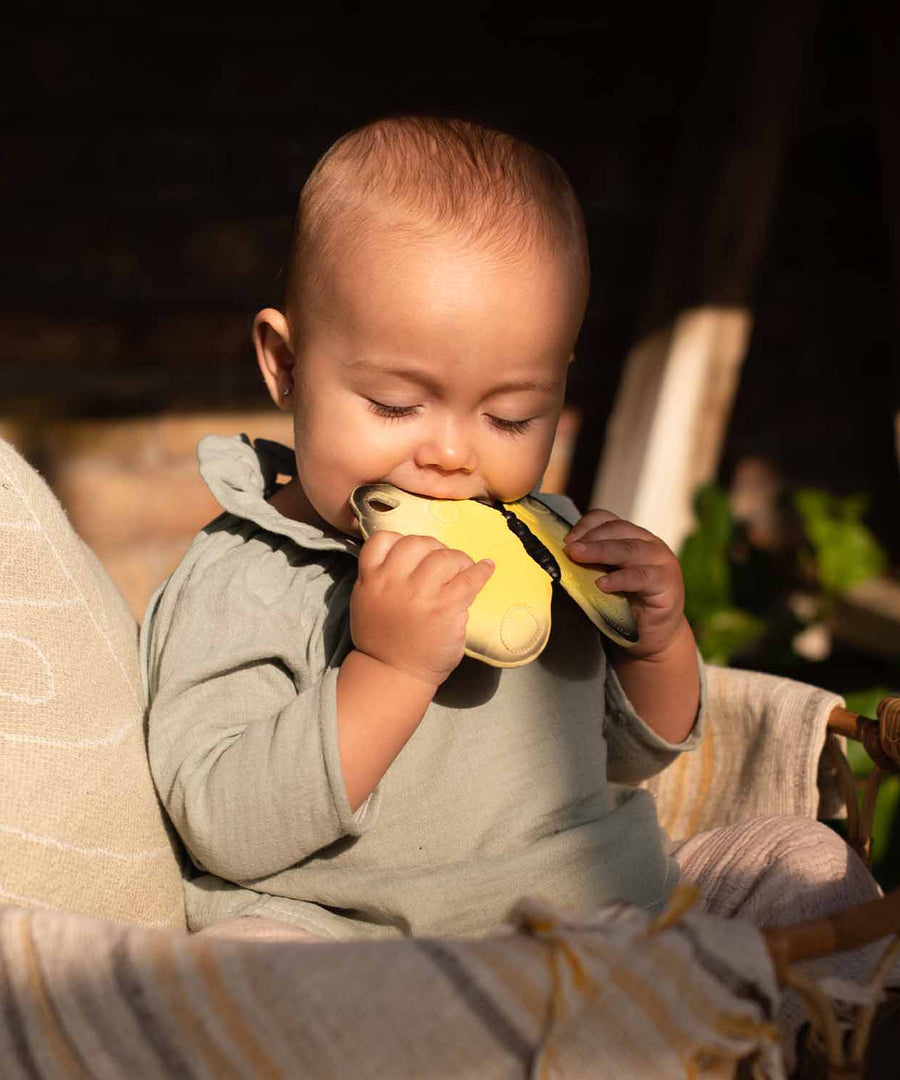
[253,308,296,409]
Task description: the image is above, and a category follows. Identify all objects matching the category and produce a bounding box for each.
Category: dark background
[2,0,897,551]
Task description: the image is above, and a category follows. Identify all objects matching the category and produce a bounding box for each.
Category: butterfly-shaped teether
[350,484,638,668]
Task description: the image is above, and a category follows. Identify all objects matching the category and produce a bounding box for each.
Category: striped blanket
[0,888,783,1079]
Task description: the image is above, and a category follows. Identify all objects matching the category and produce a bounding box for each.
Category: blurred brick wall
[3,414,291,620]
[47,414,296,620]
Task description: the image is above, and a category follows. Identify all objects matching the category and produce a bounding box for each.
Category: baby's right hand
[350,532,495,689]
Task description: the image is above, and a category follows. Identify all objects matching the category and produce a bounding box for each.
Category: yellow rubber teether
[350,484,638,667]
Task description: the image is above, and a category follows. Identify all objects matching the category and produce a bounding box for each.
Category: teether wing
[351,484,553,666]
[350,484,639,667]
[511,496,639,649]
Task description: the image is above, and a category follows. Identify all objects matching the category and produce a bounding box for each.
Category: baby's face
[287,234,583,536]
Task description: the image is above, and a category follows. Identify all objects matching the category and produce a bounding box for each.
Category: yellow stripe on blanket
[19,913,90,1078]
[147,931,243,1080]
[194,938,283,1078]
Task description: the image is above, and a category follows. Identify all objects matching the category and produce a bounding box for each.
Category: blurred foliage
[794,489,887,595]
[680,482,889,666]
[680,485,765,665]
[680,482,900,888]
[842,687,900,886]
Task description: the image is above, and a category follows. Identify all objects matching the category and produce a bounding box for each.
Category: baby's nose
[414,427,476,474]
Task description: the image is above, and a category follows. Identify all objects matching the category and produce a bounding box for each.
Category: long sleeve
[144,532,379,882]
[603,651,707,784]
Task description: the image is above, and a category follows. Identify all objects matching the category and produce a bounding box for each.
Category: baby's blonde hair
[284,114,589,336]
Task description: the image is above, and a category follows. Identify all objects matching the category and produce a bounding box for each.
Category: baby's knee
[744,814,880,926]
[677,814,882,925]
[762,815,853,879]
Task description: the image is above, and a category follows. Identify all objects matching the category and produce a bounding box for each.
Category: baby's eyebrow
[345,358,561,396]
[486,376,562,396]
[345,359,438,390]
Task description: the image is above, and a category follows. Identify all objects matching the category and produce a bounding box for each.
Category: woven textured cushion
[0,437,185,927]
[642,664,844,840]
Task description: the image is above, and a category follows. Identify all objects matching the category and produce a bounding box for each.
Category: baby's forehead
[291,202,586,358]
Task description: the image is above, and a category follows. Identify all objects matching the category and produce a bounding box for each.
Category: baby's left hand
[564,509,686,660]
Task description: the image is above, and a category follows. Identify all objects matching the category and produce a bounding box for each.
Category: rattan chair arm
[763,888,900,983]
[828,699,900,773]
[763,893,900,1076]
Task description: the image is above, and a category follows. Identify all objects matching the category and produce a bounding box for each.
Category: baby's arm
[145,536,492,881]
[565,509,700,744]
[604,619,700,745]
[337,532,494,810]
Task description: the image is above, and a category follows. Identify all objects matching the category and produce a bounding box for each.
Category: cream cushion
[0,437,185,927]
[643,664,844,839]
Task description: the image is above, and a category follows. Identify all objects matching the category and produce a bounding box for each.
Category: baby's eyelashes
[368,400,420,421]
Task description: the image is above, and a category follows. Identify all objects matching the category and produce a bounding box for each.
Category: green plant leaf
[793,488,887,595]
[872,775,900,868]
[696,607,766,665]
[680,484,733,625]
[844,738,875,778]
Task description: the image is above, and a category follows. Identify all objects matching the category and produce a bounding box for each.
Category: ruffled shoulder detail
[197,434,359,556]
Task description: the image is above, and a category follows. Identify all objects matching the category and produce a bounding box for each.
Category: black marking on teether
[493,502,561,582]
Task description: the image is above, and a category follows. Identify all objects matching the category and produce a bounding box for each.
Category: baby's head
[254,115,589,536]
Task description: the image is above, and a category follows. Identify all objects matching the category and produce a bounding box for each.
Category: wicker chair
[761,698,900,1077]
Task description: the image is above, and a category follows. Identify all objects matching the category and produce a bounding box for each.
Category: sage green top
[141,434,707,940]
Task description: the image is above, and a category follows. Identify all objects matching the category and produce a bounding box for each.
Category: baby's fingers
[566,509,620,543]
[409,547,476,590]
[567,535,656,569]
[597,563,670,597]
[443,558,495,607]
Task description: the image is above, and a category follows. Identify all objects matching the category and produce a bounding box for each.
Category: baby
[142,117,868,959]
[141,114,704,940]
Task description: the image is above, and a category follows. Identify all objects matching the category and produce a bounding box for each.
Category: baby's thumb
[449,557,495,605]
[465,558,495,597]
